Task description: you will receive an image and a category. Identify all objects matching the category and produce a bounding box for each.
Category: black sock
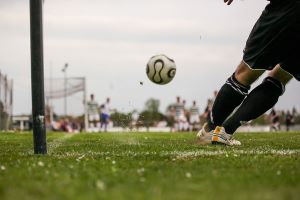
[223,77,285,134]
[207,73,250,130]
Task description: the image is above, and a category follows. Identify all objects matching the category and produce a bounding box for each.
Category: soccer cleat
[211,126,241,146]
[196,123,213,145]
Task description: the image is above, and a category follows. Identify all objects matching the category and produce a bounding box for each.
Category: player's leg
[223,65,293,134]
[198,0,299,145]
[99,114,103,132]
[104,115,109,132]
[197,62,263,144]
[206,61,264,131]
[213,1,299,143]
[95,114,100,132]
[174,117,179,132]
[104,122,107,132]
[88,115,96,132]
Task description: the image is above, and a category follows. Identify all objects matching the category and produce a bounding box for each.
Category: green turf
[0,131,300,200]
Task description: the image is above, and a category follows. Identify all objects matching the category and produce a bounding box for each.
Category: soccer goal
[44,77,88,131]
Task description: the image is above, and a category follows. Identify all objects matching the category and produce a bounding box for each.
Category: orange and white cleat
[211,126,241,146]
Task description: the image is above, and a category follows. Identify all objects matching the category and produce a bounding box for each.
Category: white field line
[48,133,76,154]
[49,149,300,159]
[19,133,76,155]
[163,149,300,159]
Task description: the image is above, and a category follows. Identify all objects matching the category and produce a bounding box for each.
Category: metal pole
[49,62,54,123]
[83,78,88,131]
[8,80,13,130]
[30,0,47,154]
[62,63,68,116]
[64,68,67,116]
[0,71,2,129]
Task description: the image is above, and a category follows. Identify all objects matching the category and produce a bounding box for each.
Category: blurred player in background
[269,108,280,131]
[87,94,99,132]
[203,90,218,124]
[173,96,187,131]
[182,100,190,131]
[197,0,300,145]
[100,97,111,132]
[285,110,294,131]
[189,101,200,131]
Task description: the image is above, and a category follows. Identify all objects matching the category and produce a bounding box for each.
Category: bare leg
[235,61,265,86]
[268,64,293,85]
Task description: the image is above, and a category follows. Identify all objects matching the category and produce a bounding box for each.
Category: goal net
[44,77,88,130]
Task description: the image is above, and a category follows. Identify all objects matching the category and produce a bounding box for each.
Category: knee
[234,61,264,87]
[263,76,285,96]
[268,65,293,85]
[234,61,248,79]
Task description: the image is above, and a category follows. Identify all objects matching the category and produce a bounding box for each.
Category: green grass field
[0,131,300,200]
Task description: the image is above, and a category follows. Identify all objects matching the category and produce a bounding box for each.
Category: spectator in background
[203,99,213,124]
[87,94,100,132]
[285,110,294,131]
[270,108,280,132]
[292,106,298,116]
[203,90,218,124]
[212,90,218,103]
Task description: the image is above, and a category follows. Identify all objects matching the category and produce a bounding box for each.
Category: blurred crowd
[49,118,83,133]
[44,94,112,133]
[268,107,297,132]
[165,91,218,132]
[40,91,299,133]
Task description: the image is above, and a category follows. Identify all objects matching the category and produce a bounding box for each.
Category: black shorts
[243,0,300,81]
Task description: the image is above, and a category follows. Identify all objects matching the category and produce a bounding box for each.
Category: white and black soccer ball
[146,54,176,85]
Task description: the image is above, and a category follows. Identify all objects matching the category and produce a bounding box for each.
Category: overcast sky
[0,0,299,115]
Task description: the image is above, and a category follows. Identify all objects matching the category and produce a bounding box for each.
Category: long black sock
[207,73,250,131]
[223,77,285,134]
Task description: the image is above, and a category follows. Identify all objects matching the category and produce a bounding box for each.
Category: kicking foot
[196,123,213,145]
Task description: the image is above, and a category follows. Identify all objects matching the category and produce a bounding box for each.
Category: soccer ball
[146,54,176,85]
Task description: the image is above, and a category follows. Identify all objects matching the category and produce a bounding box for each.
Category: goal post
[30,0,47,154]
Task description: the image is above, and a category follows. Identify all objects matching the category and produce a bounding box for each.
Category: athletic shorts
[88,114,99,122]
[100,113,109,123]
[175,114,187,122]
[243,0,300,81]
[189,115,200,124]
